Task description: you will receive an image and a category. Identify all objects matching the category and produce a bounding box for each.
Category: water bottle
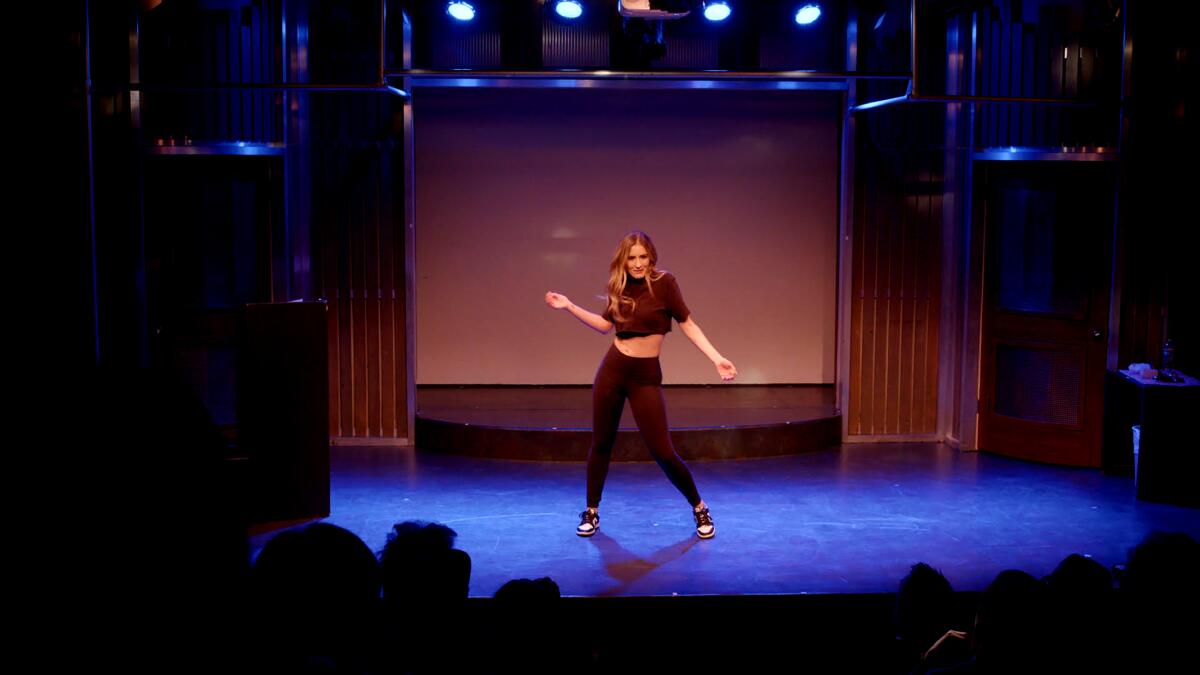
[1161,338,1175,371]
[1132,425,1140,488]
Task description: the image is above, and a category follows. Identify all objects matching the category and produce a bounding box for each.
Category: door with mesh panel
[978,161,1114,467]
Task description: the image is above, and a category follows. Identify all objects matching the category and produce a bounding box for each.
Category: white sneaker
[577,509,599,537]
[693,506,715,539]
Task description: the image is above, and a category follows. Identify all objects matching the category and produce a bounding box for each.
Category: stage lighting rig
[554,1,584,20]
[703,2,732,22]
[445,2,475,22]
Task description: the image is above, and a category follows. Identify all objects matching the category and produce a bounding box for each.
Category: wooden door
[977,161,1115,467]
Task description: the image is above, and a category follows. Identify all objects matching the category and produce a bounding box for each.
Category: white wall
[415,87,839,384]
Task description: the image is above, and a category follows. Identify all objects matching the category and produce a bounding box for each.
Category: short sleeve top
[602,272,691,338]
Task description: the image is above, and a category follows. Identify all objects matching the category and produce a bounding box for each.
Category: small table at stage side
[1102,369,1200,507]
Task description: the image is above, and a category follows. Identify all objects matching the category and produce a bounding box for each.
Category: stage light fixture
[703,2,731,22]
[446,2,475,22]
[795,4,821,25]
[555,1,584,19]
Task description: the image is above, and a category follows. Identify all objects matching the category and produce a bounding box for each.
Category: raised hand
[545,291,571,310]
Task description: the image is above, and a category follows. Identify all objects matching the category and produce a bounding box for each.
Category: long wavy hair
[605,230,667,323]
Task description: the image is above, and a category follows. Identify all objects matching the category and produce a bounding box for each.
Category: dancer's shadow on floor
[585,531,701,596]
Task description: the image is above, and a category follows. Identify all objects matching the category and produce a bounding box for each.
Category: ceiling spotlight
[795,4,821,25]
[555,1,583,19]
[446,2,475,22]
[703,2,732,22]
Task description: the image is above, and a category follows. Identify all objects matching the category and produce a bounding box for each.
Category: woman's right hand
[545,291,571,310]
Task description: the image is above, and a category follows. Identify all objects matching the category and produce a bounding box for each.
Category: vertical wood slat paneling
[365,166,383,436]
[851,144,866,435]
[889,110,903,429]
[923,150,940,432]
[391,131,408,439]
[864,142,883,437]
[902,147,916,429]
[849,137,943,437]
[324,144,341,440]
[857,147,879,433]
[895,149,911,434]
[871,152,891,430]
[377,148,395,437]
[884,147,906,431]
[879,146,893,430]
[352,101,368,437]
[849,140,866,435]
[876,121,892,432]
[542,14,609,68]
[878,145,896,432]
[360,106,377,436]
[351,179,367,437]
[317,95,408,441]
[911,153,930,433]
[433,30,501,69]
[336,143,355,438]
[653,33,719,69]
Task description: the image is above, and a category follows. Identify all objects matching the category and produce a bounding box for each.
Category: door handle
[1092,329,1103,340]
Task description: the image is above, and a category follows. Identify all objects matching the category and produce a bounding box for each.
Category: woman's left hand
[715,358,737,382]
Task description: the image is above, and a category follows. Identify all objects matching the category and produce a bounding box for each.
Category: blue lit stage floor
[249,442,1200,598]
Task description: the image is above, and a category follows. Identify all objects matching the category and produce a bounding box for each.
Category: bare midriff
[613,334,664,358]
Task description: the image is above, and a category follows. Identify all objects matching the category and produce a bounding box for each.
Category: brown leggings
[586,343,702,508]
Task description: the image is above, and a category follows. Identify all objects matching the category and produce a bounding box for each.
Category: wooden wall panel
[315,96,408,441]
[848,114,943,437]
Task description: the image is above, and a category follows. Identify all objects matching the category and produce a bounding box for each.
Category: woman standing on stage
[545,231,737,539]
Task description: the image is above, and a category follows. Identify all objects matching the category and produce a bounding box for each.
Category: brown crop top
[601,272,691,338]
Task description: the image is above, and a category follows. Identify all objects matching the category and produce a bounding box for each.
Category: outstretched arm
[545,292,613,334]
[678,317,737,381]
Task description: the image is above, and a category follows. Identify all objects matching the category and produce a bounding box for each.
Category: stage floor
[250,442,1200,599]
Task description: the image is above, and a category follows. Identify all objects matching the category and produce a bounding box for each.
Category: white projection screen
[414,87,839,384]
